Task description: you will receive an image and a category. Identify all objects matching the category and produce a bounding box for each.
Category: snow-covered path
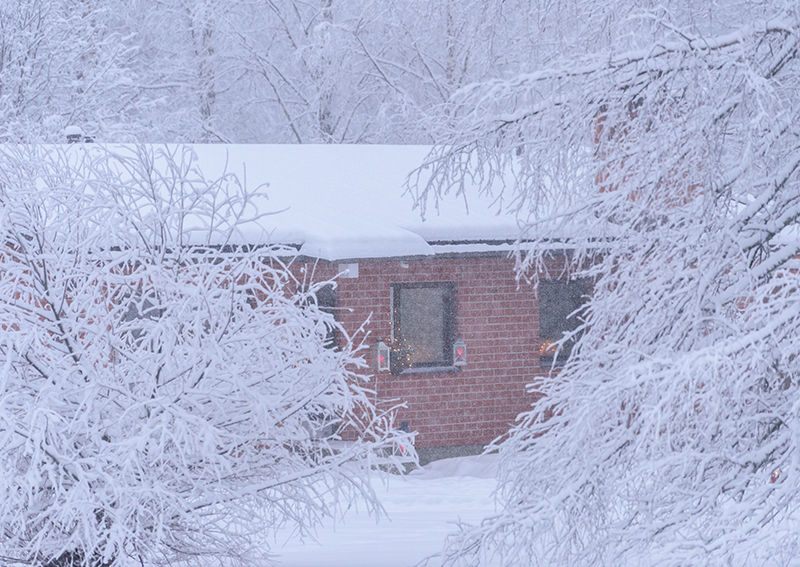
[274,455,499,567]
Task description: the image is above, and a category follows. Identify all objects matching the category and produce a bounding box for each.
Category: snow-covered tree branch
[0,144,410,567]
[416,5,800,566]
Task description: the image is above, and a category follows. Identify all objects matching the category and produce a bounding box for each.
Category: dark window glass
[539,279,588,366]
[391,282,455,372]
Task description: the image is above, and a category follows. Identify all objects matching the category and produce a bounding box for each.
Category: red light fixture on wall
[453,337,467,366]
[376,340,391,371]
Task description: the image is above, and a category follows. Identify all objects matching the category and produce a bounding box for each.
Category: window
[539,279,588,367]
[315,283,337,347]
[120,290,164,347]
[299,283,337,348]
[391,282,455,374]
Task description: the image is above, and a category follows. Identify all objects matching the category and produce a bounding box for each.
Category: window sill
[539,361,567,370]
[539,355,568,368]
[401,365,462,375]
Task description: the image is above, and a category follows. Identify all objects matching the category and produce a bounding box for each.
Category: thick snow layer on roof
[187,144,521,260]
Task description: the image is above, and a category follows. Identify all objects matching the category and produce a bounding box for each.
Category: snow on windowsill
[401,365,462,375]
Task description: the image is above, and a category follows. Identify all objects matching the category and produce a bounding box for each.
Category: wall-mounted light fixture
[376,340,391,371]
[453,337,467,366]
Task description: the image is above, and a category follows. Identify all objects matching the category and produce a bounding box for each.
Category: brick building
[290,255,542,459]
[189,144,583,459]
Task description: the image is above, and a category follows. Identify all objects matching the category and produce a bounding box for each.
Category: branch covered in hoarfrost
[0,144,412,567]
[418,8,800,567]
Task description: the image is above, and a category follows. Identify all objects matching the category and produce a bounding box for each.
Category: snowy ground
[273,454,500,567]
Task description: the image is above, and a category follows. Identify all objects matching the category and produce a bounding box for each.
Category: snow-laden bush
[0,144,410,567]
[418,5,800,567]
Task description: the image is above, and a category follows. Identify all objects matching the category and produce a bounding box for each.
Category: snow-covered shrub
[0,144,410,567]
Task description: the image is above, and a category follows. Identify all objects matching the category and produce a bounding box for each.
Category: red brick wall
[292,255,542,448]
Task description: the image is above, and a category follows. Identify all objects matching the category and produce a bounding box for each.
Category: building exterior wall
[293,255,542,449]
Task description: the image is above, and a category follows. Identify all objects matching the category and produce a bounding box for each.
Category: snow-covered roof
[187,144,521,261]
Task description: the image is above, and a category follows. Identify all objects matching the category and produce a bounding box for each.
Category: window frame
[391,281,456,372]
